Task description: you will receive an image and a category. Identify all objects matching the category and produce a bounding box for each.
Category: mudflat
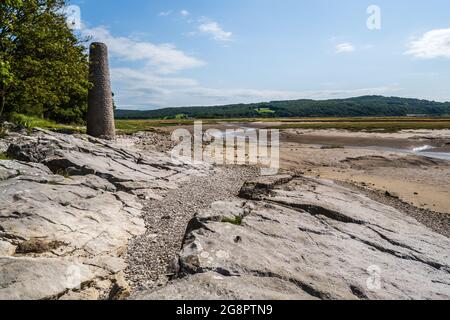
[278,129,450,219]
[159,124,450,216]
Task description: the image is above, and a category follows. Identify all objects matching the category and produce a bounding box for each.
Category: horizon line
[116,95,450,112]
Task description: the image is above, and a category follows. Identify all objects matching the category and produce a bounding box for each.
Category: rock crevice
[0,130,210,300]
[135,175,450,300]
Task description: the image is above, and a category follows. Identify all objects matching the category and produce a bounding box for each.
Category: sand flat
[278,129,450,215]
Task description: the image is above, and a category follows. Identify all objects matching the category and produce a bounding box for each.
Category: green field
[267,118,450,133]
[115,119,222,134]
[255,108,276,115]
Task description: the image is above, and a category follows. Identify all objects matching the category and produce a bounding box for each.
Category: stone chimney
[87,42,115,139]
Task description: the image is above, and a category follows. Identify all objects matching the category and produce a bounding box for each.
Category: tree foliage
[0,0,90,123]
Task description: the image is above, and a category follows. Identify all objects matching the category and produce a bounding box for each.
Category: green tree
[0,0,90,123]
[0,0,22,117]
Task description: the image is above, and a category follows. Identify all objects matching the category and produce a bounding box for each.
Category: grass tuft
[115,119,195,134]
[55,168,71,178]
[0,152,14,160]
[0,125,7,138]
[221,215,243,226]
[9,113,85,134]
[255,108,275,115]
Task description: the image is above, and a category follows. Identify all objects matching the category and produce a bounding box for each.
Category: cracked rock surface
[0,129,211,300]
[2,129,449,300]
[125,165,258,292]
[135,175,450,300]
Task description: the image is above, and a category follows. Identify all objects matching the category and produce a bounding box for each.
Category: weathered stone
[134,272,315,300]
[4,129,211,195]
[5,128,448,301]
[59,287,100,301]
[238,174,293,200]
[0,174,145,256]
[0,140,8,153]
[137,176,450,300]
[0,257,95,300]
[87,42,115,139]
[83,256,128,274]
[0,241,16,256]
[0,130,210,300]
[16,239,66,254]
[109,271,131,300]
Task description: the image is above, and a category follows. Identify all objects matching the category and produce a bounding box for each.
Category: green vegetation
[114,116,450,134]
[255,107,275,115]
[115,96,450,120]
[0,152,14,160]
[174,114,188,120]
[115,119,195,134]
[1,0,90,124]
[9,113,84,133]
[55,168,71,178]
[0,124,7,138]
[221,215,243,226]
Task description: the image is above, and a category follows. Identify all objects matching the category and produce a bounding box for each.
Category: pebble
[125,164,258,292]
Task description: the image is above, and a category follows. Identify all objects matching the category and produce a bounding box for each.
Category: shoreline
[140,125,450,214]
[280,129,450,160]
[1,127,449,300]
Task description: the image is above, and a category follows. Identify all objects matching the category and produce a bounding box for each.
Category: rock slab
[0,130,210,300]
[136,175,450,300]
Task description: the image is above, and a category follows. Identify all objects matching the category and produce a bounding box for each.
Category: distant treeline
[115,96,450,120]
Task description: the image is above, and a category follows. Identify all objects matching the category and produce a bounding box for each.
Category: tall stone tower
[87,42,116,139]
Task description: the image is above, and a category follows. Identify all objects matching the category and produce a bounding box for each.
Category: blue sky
[70,0,450,109]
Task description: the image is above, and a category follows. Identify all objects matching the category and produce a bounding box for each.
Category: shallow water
[419,151,450,161]
[412,145,434,153]
[212,125,450,162]
[350,145,450,161]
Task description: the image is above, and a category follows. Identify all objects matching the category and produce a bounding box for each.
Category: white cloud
[112,68,198,88]
[82,26,205,74]
[80,23,395,109]
[198,21,232,42]
[180,10,190,17]
[405,28,450,59]
[110,66,397,109]
[158,10,172,17]
[183,86,396,102]
[335,42,355,53]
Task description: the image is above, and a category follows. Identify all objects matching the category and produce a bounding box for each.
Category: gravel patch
[125,165,259,292]
[116,130,175,153]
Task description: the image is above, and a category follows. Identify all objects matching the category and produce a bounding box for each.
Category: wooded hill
[115,96,450,119]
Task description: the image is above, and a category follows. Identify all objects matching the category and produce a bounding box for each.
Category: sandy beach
[278,129,450,216]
